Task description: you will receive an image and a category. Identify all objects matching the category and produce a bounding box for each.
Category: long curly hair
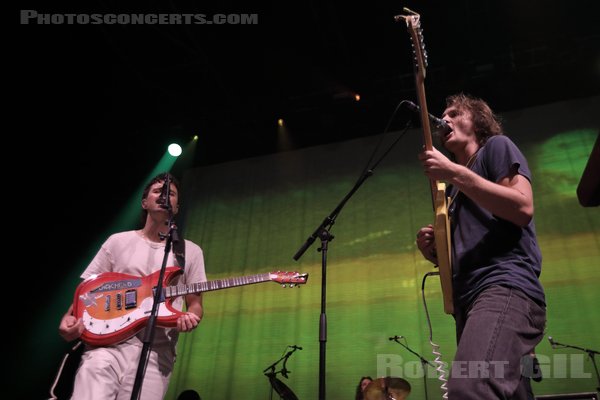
[445,93,503,145]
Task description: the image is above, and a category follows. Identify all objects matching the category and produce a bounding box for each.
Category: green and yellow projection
[166,97,600,399]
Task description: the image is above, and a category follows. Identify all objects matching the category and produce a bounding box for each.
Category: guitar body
[433,182,453,314]
[73,267,185,347]
[398,9,454,314]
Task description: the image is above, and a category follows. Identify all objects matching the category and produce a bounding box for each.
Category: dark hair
[355,376,373,400]
[140,172,180,225]
[446,93,503,145]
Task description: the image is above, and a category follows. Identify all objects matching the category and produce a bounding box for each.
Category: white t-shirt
[81,230,207,361]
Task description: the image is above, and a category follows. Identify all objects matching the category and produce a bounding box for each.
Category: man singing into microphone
[416,93,546,399]
[58,172,206,399]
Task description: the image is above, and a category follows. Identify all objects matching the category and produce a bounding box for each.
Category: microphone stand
[263,347,300,400]
[551,338,600,391]
[130,175,180,400]
[293,114,413,400]
[390,336,434,400]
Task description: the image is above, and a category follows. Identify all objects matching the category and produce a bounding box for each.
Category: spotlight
[168,143,182,157]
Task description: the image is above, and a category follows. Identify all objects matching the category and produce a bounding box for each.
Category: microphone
[404,100,452,136]
[548,336,556,349]
[389,335,403,341]
[157,174,171,210]
[289,345,303,350]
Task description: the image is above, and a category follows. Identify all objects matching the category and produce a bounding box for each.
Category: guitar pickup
[104,294,111,311]
[116,293,122,310]
[124,289,137,309]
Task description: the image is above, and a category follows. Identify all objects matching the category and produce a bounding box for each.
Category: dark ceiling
[19,0,600,168]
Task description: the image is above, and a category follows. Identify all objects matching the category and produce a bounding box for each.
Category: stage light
[354,93,361,101]
[168,143,182,157]
[278,118,284,127]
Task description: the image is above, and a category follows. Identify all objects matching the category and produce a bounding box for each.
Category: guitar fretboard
[164,273,272,298]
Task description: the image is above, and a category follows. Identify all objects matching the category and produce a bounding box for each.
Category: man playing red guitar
[416,93,546,399]
[59,172,206,399]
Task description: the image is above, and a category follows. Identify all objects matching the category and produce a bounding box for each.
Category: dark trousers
[448,285,546,399]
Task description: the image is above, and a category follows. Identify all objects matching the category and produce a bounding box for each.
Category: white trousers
[70,342,172,400]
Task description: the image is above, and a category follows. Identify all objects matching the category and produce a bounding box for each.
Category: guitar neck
[164,273,272,298]
[415,81,434,152]
[414,79,439,204]
[402,9,438,202]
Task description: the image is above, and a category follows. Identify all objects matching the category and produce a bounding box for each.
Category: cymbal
[363,377,411,400]
[267,375,299,400]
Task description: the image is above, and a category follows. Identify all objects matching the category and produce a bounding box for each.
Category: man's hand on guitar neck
[418,147,458,182]
[416,224,439,265]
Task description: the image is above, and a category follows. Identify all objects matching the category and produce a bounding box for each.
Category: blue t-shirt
[448,135,545,310]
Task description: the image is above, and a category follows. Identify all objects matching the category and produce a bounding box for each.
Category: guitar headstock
[394,7,428,81]
[269,271,309,287]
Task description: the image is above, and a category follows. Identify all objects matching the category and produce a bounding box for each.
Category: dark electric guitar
[397,8,454,314]
[73,267,309,346]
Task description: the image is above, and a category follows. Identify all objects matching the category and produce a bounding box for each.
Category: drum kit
[266,375,410,400]
[363,377,411,400]
[265,375,411,400]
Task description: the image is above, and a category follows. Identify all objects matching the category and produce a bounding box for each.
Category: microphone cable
[422,272,449,399]
[47,340,82,400]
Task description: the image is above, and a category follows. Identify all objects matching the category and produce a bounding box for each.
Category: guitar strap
[447,148,481,222]
[173,238,186,270]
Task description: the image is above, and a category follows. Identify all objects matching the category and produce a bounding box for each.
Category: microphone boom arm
[390,336,435,368]
[263,346,301,378]
[549,337,600,391]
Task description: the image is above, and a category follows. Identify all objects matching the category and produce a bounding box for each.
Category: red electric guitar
[396,8,454,314]
[73,267,309,346]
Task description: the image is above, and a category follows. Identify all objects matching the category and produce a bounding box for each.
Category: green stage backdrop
[163,96,600,399]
